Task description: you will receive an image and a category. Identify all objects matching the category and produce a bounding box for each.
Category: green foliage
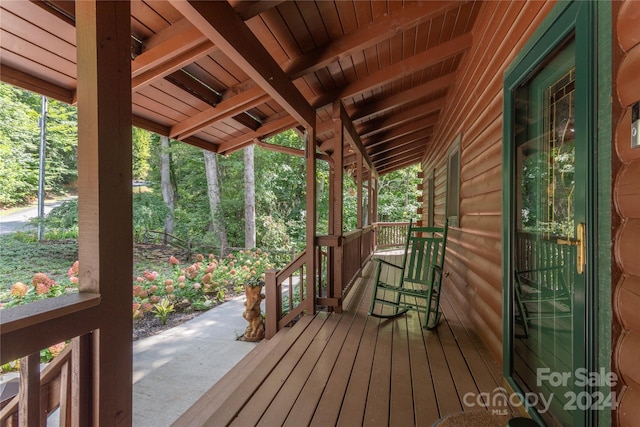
[132,192,169,242]
[132,127,153,180]
[377,165,422,222]
[0,83,77,207]
[152,298,175,325]
[40,199,78,230]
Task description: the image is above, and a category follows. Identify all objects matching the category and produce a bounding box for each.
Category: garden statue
[243,284,265,341]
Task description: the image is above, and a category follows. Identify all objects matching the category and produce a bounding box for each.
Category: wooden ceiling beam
[170,85,268,139]
[350,74,455,123]
[217,114,298,155]
[131,44,215,91]
[338,33,472,100]
[339,103,376,177]
[0,64,74,104]
[358,100,445,139]
[132,19,208,77]
[282,1,468,80]
[375,155,424,175]
[230,1,287,21]
[170,0,315,129]
[364,115,439,148]
[370,140,427,163]
[368,133,432,157]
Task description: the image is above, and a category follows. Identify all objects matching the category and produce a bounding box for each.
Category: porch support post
[76,1,133,425]
[305,124,317,315]
[373,177,379,223]
[329,100,344,312]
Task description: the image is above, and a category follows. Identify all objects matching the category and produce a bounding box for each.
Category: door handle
[557,223,585,274]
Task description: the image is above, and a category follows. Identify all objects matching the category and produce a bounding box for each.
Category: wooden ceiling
[0,0,480,176]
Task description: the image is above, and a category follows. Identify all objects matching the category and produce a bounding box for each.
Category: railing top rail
[273,250,306,285]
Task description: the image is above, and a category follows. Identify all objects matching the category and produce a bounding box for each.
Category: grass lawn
[0,233,79,293]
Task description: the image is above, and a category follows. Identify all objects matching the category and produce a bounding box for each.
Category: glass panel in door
[512,39,577,426]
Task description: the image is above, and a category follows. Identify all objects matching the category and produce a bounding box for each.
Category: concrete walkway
[133,295,259,427]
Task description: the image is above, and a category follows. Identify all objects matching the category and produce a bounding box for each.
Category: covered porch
[175,252,514,426]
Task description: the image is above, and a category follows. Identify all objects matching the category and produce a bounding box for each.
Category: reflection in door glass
[513,41,576,426]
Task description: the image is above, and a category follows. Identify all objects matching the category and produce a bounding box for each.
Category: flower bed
[0,248,274,372]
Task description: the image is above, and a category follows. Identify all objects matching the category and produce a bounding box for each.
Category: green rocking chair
[368,219,448,329]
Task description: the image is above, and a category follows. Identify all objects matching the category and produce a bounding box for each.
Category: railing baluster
[18,353,40,426]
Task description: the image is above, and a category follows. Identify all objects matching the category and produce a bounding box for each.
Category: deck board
[173,254,511,427]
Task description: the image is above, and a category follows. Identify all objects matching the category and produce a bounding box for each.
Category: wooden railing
[264,226,375,338]
[373,222,410,249]
[264,251,310,339]
[0,293,100,426]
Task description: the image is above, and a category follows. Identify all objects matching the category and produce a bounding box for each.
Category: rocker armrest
[373,257,404,270]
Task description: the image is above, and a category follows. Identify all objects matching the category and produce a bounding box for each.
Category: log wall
[612,1,640,425]
[421,1,556,364]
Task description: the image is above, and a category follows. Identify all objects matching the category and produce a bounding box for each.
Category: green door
[503,3,597,426]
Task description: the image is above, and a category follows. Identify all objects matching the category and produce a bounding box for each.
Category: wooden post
[330,101,344,311]
[76,1,133,425]
[264,269,278,338]
[305,125,316,315]
[18,353,40,426]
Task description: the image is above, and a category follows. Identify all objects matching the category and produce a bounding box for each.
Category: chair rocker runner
[368,220,449,329]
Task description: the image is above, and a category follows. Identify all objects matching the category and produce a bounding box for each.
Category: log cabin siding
[421,1,557,363]
[613,1,640,423]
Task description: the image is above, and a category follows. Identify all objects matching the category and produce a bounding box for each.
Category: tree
[203,149,229,255]
[160,136,176,235]
[132,127,152,181]
[244,145,256,248]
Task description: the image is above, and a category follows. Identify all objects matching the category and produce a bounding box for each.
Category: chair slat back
[403,223,448,286]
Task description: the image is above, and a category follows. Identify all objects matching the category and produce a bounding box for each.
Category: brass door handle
[557,223,586,274]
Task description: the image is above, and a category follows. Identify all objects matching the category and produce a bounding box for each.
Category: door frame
[502,2,597,425]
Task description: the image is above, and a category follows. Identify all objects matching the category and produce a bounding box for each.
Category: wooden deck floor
[172,254,513,427]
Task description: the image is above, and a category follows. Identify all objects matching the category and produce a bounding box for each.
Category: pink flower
[149,295,161,304]
[67,260,79,277]
[148,285,158,294]
[11,282,29,297]
[69,276,79,284]
[193,283,201,290]
[178,275,186,283]
[165,285,174,293]
[169,256,180,265]
[36,282,50,295]
[132,285,148,298]
[186,264,199,279]
[141,302,153,312]
[48,342,66,358]
[32,272,49,285]
[133,303,141,311]
[196,254,204,261]
[136,277,144,283]
[164,279,174,286]
[201,273,212,284]
[209,254,215,260]
[143,271,158,281]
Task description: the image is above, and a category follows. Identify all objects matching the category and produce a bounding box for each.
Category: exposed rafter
[217,114,298,155]
[349,74,456,123]
[364,115,439,149]
[337,33,472,100]
[170,0,316,130]
[358,99,445,139]
[282,1,468,80]
[170,85,268,139]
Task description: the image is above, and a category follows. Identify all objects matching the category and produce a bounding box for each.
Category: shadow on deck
[172,253,515,426]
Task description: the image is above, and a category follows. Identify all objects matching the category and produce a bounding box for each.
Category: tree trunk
[244,145,256,248]
[160,135,175,236]
[203,149,229,255]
